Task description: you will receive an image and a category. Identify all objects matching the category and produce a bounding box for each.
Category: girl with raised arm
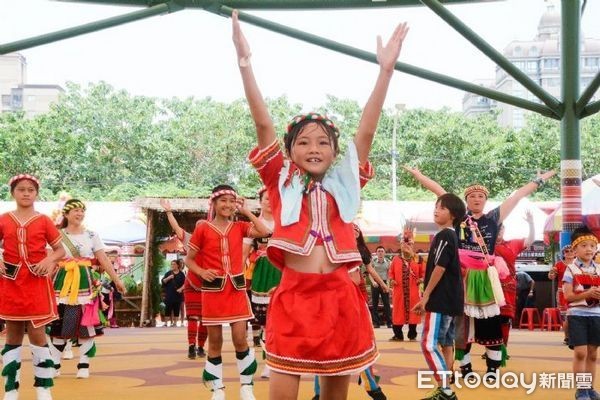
[233,10,408,400]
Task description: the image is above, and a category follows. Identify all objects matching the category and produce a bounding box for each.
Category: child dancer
[160,199,208,358]
[563,226,600,400]
[494,210,535,348]
[48,199,125,379]
[0,174,66,400]
[184,185,269,400]
[413,193,466,400]
[549,244,575,345]
[233,9,408,399]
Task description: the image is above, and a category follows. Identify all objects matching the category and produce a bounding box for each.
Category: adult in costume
[48,199,125,379]
[389,229,424,341]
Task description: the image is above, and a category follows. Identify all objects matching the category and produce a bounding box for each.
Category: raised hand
[160,198,172,212]
[377,22,409,73]
[232,10,251,60]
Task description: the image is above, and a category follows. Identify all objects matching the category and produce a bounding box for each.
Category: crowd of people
[0,10,599,400]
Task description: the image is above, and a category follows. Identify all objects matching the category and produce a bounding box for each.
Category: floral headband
[208,189,237,222]
[8,174,40,190]
[287,112,339,135]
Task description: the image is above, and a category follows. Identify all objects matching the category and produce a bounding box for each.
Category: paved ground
[2,325,579,399]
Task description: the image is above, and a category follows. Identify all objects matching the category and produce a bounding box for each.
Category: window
[513,46,522,57]
[584,57,600,68]
[543,58,559,70]
[526,61,538,72]
[530,46,539,57]
[1,95,10,108]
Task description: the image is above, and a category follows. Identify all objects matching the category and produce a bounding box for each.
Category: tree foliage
[1,81,599,201]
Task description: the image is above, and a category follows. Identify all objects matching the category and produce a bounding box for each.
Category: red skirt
[0,264,58,328]
[184,289,203,317]
[265,266,379,376]
[201,277,253,325]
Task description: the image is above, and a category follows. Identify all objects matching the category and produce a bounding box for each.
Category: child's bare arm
[232,10,276,149]
[354,22,409,164]
[403,166,446,197]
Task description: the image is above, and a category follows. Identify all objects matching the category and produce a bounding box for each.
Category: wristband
[532,177,544,187]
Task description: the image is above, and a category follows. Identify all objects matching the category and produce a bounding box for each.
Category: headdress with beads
[464,184,489,200]
[286,112,339,135]
[8,174,40,190]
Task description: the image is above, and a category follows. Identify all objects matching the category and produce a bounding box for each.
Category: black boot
[187,345,196,360]
[460,363,477,384]
[367,387,387,400]
[196,347,206,358]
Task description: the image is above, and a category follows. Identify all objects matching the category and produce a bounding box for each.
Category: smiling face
[289,122,336,180]
[64,207,85,227]
[213,194,237,219]
[465,191,487,214]
[11,179,38,208]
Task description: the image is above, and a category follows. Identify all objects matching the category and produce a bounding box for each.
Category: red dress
[494,239,525,319]
[0,212,61,327]
[249,141,378,376]
[389,256,423,325]
[188,220,253,325]
[553,261,569,312]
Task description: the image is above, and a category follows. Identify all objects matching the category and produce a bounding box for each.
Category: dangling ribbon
[58,258,91,305]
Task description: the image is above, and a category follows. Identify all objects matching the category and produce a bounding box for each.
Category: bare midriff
[283,244,340,274]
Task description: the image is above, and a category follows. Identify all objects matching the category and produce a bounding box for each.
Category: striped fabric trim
[248,140,280,171]
[266,345,379,376]
[421,312,448,384]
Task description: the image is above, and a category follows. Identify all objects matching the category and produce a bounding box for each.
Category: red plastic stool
[541,307,562,331]
[519,308,540,330]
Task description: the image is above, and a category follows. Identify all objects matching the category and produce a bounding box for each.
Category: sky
[2,0,600,111]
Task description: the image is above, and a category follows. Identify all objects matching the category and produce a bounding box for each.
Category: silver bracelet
[532,177,544,187]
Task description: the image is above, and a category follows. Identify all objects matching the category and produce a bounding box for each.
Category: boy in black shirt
[413,193,466,400]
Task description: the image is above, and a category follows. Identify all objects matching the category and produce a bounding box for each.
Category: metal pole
[0,2,181,55]
[576,70,600,116]
[57,0,506,10]
[215,6,559,119]
[559,0,582,246]
[420,0,562,117]
[139,210,155,327]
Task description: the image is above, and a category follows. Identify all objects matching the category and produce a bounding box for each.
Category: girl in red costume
[184,185,269,400]
[0,175,66,400]
[232,9,408,400]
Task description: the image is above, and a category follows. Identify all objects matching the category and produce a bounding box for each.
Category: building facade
[0,53,63,116]
[463,4,600,129]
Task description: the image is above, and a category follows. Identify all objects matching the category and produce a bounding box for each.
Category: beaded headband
[572,234,599,249]
[62,200,86,214]
[286,112,339,135]
[464,184,489,199]
[208,189,237,222]
[8,174,40,189]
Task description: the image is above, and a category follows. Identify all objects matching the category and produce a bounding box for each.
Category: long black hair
[355,227,372,265]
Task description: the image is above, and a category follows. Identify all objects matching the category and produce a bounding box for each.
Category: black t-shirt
[162,270,185,303]
[424,228,464,316]
[457,207,501,254]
